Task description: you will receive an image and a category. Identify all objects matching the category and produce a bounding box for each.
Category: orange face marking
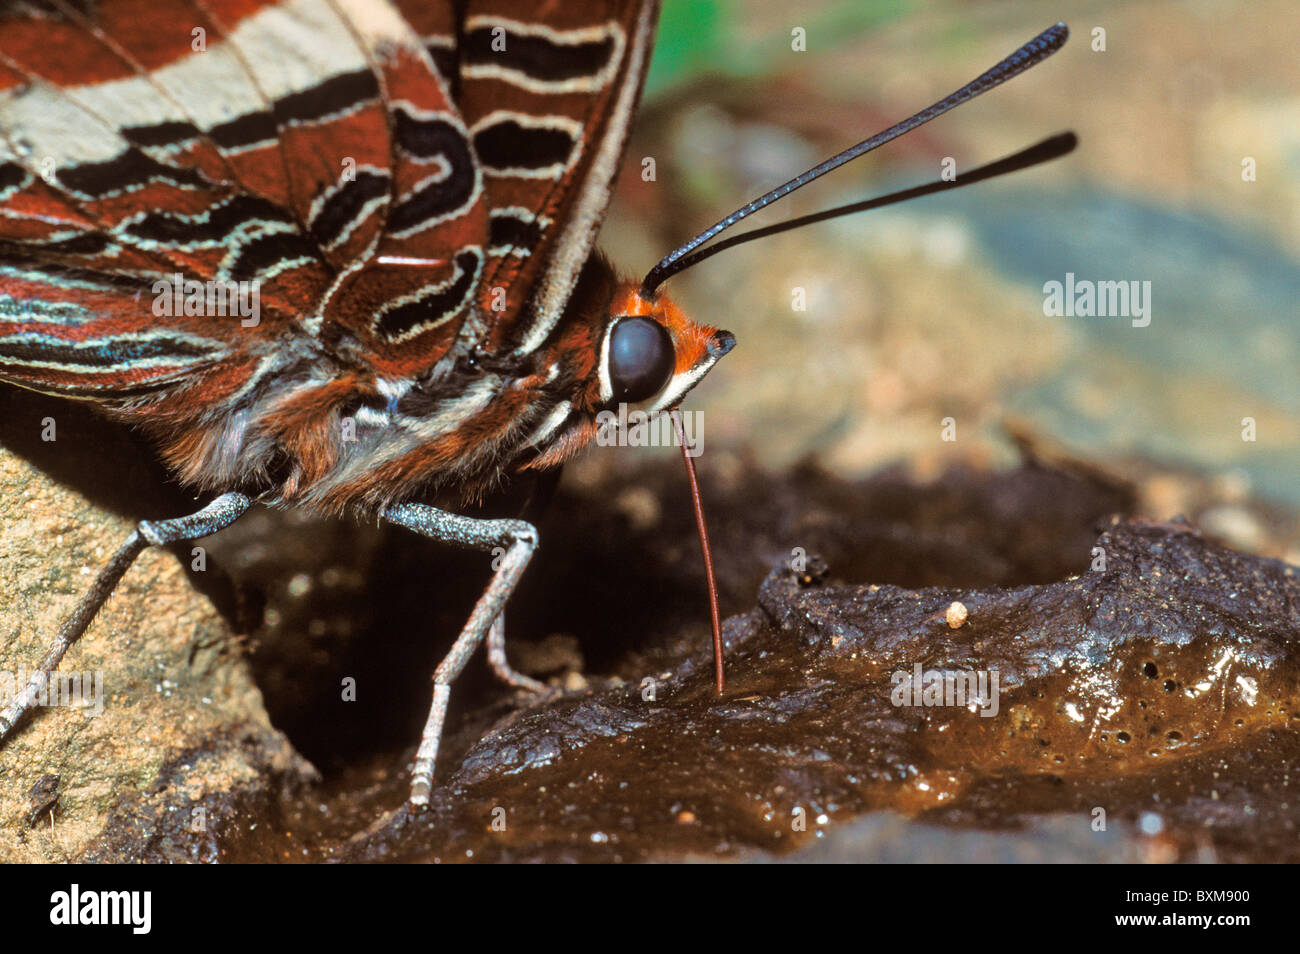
[611,283,719,378]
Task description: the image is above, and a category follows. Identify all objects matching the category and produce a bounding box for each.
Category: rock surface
[0,390,314,863]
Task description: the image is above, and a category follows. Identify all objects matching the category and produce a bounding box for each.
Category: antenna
[660,132,1076,277]
[641,22,1071,296]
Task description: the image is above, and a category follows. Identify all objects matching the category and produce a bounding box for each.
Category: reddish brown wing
[0,0,305,400]
[394,0,660,359]
[315,0,492,381]
[0,0,489,400]
[0,0,657,413]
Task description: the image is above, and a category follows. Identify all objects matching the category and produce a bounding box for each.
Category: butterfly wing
[394,0,660,358]
[314,0,492,380]
[0,0,659,507]
[0,0,321,400]
[0,0,491,402]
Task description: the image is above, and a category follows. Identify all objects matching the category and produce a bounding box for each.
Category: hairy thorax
[130,256,625,516]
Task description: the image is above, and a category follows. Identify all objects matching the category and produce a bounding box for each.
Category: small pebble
[945,601,968,629]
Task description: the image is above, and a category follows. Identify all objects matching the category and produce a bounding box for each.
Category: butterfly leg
[381,503,539,808]
[0,492,251,743]
[486,612,546,693]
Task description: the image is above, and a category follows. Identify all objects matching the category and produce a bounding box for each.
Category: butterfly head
[596,284,734,413]
[519,272,732,478]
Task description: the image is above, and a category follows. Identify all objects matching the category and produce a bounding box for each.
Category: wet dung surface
[335,512,1299,863]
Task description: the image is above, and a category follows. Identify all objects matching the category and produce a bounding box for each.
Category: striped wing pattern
[0,0,464,398]
[0,0,655,509]
[400,0,653,358]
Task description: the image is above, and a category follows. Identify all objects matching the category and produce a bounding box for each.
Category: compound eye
[608,316,674,403]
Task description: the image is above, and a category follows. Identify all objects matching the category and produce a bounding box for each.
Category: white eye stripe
[597,320,615,404]
[646,356,721,414]
[597,317,722,414]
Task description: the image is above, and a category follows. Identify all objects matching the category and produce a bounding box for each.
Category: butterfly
[0,0,1072,809]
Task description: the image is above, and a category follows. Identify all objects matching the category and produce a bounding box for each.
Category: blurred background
[594,0,1299,558]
